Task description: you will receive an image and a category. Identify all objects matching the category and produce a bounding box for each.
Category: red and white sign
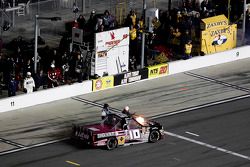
[92,27,129,76]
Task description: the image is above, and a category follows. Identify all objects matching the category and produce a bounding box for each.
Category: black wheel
[149,130,160,143]
[106,137,118,150]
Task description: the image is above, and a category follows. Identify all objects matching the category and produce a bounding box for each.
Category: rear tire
[149,130,160,143]
[106,137,118,150]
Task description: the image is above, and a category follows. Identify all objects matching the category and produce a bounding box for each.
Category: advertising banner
[147,63,168,78]
[201,24,237,54]
[201,15,237,54]
[201,15,228,31]
[114,68,148,86]
[93,27,129,77]
[92,76,114,91]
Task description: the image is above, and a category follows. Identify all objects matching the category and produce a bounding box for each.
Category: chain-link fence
[0,0,179,45]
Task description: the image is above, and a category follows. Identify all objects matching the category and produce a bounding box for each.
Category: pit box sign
[201,15,237,54]
[114,68,148,86]
[93,76,114,91]
[148,63,168,78]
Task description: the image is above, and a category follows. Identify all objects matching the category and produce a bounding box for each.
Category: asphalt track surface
[1,97,250,167]
[1,58,250,166]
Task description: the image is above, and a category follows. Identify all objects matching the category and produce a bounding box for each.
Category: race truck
[72,112,164,150]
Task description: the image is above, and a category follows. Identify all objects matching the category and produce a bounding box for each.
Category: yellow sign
[148,63,168,78]
[201,15,237,55]
[201,15,228,30]
[92,76,114,91]
[117,136,125,145]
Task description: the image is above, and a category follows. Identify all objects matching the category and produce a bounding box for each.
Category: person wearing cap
[23,72,35,93]
[101,103,110,120]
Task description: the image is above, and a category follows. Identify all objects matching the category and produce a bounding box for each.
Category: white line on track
[0,138,25,148]
[165,131,250,161]
[151,94,250,119]
[0,138,68,156]
[185,131,200,137]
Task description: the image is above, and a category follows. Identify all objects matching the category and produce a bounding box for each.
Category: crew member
[184,40,192,59]
[23,72,35,93]
[47,64,62,88]
[122,106,131,116]
[101,103,110,120]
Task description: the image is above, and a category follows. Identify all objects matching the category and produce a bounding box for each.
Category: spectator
[138,16,144,33]
[23,72,35,93]
[74,53,85,82]
[184,40,193,59]
[33,69,47,90]
[103,10,112,30]
[200,0,211,13]
[192,12,201,41]
[171,27,182,54]
[87,9,97,30]
[129,56,137,71]
[130,10,137,27]
[62,52,71,84]
[125,9,137,27]
[176,11,183,26]
[47,63,62,88]
[62,62,70,84]
[72,19,79,28]
[129,25,138,65]
[23,59,33,78]
[95,18,104,32]
[6,55,15,76]
[14,47,24,77]
[8,75,18,97]
[181,29,191,51]
[77,14,86,29]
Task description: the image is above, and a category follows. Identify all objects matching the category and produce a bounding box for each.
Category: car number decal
[129,129,141,139]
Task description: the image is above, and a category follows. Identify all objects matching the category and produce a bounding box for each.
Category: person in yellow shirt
[129,25,138,67]
[130,25,137,41]
[138,16,144,33]
[130,10,137,26]
[184,40,192,59]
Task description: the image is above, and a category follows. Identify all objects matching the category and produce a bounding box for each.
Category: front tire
[149,130,160,143]
[106,137,118,150]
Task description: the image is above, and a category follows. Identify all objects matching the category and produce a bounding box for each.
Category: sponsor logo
[106,79,111,86]
[97,132,116,138]
[150,68,158,75]
[95,80,102,90]
[128,75,141,82]
[121,71,141,84]
[212,35,227,46]
[110,32,115,40]
[159,66,167,74]
[210,27,230,37]
[149,64,168,78]
[123,34,128,39]
[206,20,227,29]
